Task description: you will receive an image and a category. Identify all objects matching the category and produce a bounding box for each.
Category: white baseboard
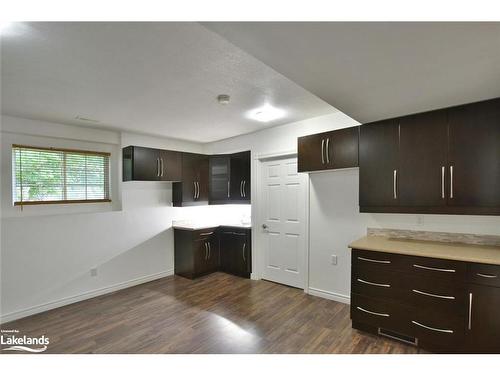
[0,269,174,324]
[308,287,351,305]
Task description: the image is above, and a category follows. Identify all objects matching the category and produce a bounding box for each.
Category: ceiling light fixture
[247,104,285,122]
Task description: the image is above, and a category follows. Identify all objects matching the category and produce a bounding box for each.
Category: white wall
[205,112,500,304]
[0,116,249,322]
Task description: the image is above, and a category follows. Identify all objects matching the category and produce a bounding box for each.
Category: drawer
[402,274,466,314]
[192,228,218,239]
[351,294,411,336]
[401,255,467,283]
[409,309,465,353]
[468,263,500,287]
[352,265,404,302]
[352,249,405,271]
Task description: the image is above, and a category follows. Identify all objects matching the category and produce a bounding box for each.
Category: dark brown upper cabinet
[123,146,181,182]
[209,151,251,205]
[398,110,448,207]
[448,98,500,209]
[230,151,251,203]
[298,126,359,172]
[359,119,399,208]
[173,153,209,206]
[359,97,500,215]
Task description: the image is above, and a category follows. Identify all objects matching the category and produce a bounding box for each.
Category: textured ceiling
[204,22,500,123]
[1,22,336,143]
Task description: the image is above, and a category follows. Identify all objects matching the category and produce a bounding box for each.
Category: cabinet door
[132,146,160,181]
[448,98,500,208]
[298,133,328,172]
[209,156,230,203]
[181,153,198,204]
[194,239,210,275]
[196,155,209,202]
[230,151,251,202]
[359,119,400,208]
[159,149,182,181]
[205,236,219,273]
[219,231,236,274]
[466,284,500,353]
[398,110,448,207]
[329,126,359,169]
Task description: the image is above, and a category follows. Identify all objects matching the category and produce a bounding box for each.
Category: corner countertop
[349,235,500,266]
[172,220,252,231]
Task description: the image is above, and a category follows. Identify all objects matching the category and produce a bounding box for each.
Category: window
[12,145,111,205]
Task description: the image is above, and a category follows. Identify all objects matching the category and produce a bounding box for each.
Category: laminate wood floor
[1,272,423,354]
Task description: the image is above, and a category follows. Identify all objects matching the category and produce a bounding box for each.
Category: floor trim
[308,287,351,305]
[0,269,174,324]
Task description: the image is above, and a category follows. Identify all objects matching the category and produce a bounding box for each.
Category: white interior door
[260,157,307,289]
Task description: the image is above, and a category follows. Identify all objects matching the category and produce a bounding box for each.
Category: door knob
[262,224,268,229]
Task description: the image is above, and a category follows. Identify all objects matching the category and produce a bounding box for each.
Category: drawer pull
[413,264,456,273]
[356,306,389,317]
[411,320,454,334]
[199,232,214,236]
[476,273,498,279]
[412,289,456,300]
[357,256,391,264]
[357,278,391,288]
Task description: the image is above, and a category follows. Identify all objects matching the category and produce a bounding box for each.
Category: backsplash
[367,228,500,247]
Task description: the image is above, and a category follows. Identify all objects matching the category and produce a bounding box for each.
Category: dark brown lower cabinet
[174,228,219,279]
[219,227,251,278]
[174,227,251,279]
[351,249,500,353]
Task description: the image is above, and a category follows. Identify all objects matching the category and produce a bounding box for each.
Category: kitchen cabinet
[230,151,251,203]
[448,98,500,209]
[359,97,500,215]
[398,110,448,207]
[350,248,500,353]
[359,119,399,208]
[122,145,181,182]
[209,155,231,204]
[297,126,359,172]
[209,151,251,205]
[174,228,219,279]
[219,227,251,278]
[465,263,500,353]
[173,153,209,206]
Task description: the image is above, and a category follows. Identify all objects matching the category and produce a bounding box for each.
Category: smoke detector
[217,94,230,105]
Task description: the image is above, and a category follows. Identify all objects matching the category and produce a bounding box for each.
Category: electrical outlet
[90,268,98,277]
[331,255,338,265]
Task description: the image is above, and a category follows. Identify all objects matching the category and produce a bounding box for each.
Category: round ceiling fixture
[217,94,230,105]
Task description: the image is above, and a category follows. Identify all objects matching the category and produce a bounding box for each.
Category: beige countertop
[349,235,500,265]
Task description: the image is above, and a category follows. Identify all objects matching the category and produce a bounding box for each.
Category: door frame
[251,149,310,292]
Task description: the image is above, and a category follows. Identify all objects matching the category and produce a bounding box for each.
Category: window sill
[14,199,112,206]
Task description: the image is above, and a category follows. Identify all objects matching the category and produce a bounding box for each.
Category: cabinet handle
[450,165,454,199]
[468,293,473,330]
[227,180,230,198]
[156,158,160,177]
[321,138,325,164]
[243,180,246,198]
[193,182,197,199]
[412,289,456,300]
[240,180,243,197]
[411,320,454,334]
[356,306,389,317]
[208,242,211,259]
[393,169,397,199]
[357,278,391,288]
[204,242,208,260]
[196,182,199,199]
[326,138,330,164]
[199,231,213,236]
[441,166,445,199]
[476,273,498,278]
[413,264,456,273]
[160,158,164,177]
[357,256,391,264]
[242,242,246,262]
